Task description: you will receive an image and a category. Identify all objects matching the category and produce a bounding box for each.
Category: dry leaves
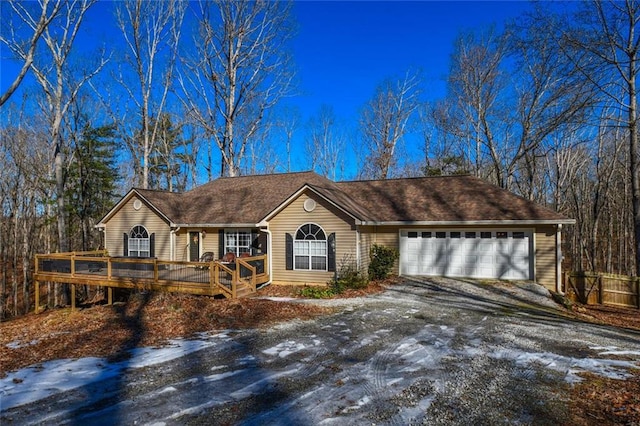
[0,290,332,375]
[1,279,638,425]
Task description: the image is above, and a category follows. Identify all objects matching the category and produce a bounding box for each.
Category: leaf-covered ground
[1,280,639,425]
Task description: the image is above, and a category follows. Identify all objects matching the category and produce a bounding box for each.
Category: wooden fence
[564,272,640,309]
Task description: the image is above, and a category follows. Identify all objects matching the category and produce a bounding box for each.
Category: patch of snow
[340,395,371,413]
[490,349,639,383]
[0,334,224,410]
[262,340,307,358]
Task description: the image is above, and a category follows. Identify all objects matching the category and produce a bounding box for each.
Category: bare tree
[275,105,301,172]
[444,30,509,182]
[179,0,295,178]
[20,0,105,305]
[114,0,185,189]
[0,0,62,106]
[306,105,345,180]
[558,0,640,275]
[434,22,595,196]
[359,71,421,179]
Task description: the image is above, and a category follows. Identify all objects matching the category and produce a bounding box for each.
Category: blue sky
[291,1,532,119]
[1,0,535,180]
[287,1,533,176]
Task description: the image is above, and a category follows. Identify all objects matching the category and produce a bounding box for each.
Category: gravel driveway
[2,277,640,425]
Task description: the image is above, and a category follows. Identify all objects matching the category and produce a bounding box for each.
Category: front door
[189,232,200,261]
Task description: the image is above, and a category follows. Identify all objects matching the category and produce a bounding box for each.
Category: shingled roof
[335,175,571,223]
[134,171,342,225]
[118,171,572,226]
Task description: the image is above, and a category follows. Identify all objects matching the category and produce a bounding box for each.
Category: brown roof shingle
[336,175,570,223]
[137,171,340,225]
[130,172,572,226]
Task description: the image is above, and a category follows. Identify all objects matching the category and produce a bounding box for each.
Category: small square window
[496,232,508,239]
[513,232,525,239]
[421,231,432,238]
[481,232,492,239]
[450,232,461,238]
[465,232,476,238]
[436,232,446,238]
[408,231,418,238]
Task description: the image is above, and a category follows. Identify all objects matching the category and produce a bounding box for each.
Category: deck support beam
[107,287,113,305]
[71,284,76,310]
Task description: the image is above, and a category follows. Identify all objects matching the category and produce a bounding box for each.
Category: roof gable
[98,188,175,226]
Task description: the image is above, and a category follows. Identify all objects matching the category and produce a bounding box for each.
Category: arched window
[294,223,327,271]
[128,225,150,257]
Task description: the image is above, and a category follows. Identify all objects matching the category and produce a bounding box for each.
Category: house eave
[358,219,576,226]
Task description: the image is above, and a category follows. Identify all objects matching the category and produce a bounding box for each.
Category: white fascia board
[359,219,576,226]
[258,184,359,224]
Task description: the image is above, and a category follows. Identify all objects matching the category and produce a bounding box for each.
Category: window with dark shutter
[293,224,327,271]
[286,233,293,270]
[149,233,155,258]
[128,225,150,257]
[327,233,336,272]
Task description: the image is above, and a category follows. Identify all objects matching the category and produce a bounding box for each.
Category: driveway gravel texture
[2,277,640,425]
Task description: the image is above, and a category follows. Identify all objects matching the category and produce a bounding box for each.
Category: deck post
[153,258,159,282]
[214,260,218,294]
[71,284,76,310]
[35,280,39,314]
[108,287,113,305]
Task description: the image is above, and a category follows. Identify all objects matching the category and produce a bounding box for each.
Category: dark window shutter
[123,233,128,256]
[328,233,336,272]
[286,233,293,270]
[149,233,155,258]
[218,229,225,259]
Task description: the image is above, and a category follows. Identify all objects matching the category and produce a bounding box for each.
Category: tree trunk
[629,74,640,276]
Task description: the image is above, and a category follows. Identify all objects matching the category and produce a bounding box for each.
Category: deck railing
[34,251,269,311]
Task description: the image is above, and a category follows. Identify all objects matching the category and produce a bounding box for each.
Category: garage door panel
[400,229,532,280]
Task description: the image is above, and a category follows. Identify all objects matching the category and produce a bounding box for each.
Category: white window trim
[293,223,328,272]
[225,229,252,257]
[129,225,150,257]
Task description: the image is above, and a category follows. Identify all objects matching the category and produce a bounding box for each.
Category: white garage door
[400,230,532,280]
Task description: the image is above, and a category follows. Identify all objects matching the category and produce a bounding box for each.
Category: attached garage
[399,229,533,280]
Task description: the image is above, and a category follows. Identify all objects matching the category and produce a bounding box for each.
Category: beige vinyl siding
[104,196,171,260]
[269,192,357,285]
[358,226,400,275]
[535,225,557,291]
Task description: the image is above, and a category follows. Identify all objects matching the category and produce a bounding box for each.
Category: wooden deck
[34,251,270,311]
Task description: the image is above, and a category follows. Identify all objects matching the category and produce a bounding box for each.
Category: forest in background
[1,0,638,318]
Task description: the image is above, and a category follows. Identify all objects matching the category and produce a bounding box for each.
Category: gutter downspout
[556,224,563,294]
